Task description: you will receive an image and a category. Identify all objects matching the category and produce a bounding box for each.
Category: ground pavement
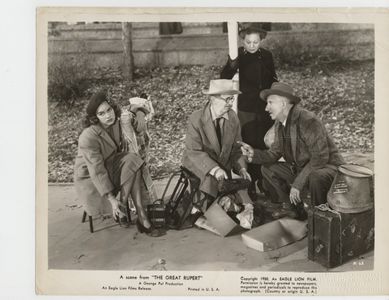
[47,152,374,271]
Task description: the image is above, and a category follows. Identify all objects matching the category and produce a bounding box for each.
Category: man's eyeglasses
[216,95,235,104]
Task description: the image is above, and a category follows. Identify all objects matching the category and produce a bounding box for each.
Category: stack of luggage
[308,164,374,268]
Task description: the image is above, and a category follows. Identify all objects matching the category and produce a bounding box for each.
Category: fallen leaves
[48,61,374,182]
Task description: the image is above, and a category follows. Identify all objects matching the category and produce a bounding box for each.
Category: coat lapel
[92,124,117,151]
[112,121,121,147]
[201,104,221,155]
[290,105,301,162]
[275,122,284,152]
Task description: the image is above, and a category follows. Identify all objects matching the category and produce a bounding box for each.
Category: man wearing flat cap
[182,79,252,207]
[239,82,345,219]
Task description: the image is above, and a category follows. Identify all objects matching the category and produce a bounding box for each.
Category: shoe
[252,206,264,227]
[256,198,283,209]
[136,221,166,237]
[296,209,308,221]
[271,207,298,219]
[295,206,308,221]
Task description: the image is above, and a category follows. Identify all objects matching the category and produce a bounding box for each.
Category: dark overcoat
[220,47,278,115]
[251,105,345,191]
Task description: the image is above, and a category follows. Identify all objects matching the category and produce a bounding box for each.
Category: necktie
[215,118,222,148]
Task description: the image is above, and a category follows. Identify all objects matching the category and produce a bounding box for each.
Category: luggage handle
[168,172,190,213]
[316,203,342,219]
[159,170,182,203]
[150,199,165,205]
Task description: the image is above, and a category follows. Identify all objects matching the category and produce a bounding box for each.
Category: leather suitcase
[147,199,167,228]
[308,205,374,268]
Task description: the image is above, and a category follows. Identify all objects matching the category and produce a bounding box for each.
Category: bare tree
[122,22,134,81]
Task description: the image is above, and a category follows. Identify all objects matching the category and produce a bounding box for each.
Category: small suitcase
[148,167,201,230]
[308,204,374,268]
[147,199,167,228]
[147,170,184,229]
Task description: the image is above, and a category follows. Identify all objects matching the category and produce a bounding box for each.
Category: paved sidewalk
[47,152,374,271]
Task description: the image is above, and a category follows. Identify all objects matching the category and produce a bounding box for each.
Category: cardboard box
[241,218,307,252]
[203,201,245,237]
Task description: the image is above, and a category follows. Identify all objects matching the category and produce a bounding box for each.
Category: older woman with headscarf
[73,90,164,237]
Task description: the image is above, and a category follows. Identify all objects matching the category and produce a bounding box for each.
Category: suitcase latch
[315,244,324,253]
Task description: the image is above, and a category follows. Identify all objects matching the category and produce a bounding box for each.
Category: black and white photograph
[35,7,389,296]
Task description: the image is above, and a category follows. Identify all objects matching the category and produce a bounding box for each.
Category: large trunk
[308,206,374,268]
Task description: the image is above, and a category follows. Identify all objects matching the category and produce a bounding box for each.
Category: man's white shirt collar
[281,108,292,127]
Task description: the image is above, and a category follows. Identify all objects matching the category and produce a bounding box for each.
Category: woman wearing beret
[73,91,164,237]
[220,23,278,197]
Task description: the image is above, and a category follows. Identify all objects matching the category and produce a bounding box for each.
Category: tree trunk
[122,22,134,82]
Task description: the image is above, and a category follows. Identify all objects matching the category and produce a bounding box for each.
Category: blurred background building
[48,22,374,68]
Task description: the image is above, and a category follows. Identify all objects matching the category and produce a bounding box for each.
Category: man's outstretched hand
[237,141,254,162]
[290,187,301,205]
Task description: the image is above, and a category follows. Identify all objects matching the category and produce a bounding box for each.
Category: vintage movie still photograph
[37,8,389,295]
[45,19,375,272]
[46,20,374,272]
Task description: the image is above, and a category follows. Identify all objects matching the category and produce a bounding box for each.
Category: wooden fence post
[122,22,134,82]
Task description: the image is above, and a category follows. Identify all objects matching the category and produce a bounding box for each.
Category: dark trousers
[239,110,273,190]
[261,162,337,208]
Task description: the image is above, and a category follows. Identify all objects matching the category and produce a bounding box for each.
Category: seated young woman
[73,90,164,237]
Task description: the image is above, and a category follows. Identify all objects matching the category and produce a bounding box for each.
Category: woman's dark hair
[240,28,267,40]
[239,23,268,40]
[245,27,267,40]
[82,100,121,128]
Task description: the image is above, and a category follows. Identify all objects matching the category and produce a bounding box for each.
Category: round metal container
[327,164,374,213]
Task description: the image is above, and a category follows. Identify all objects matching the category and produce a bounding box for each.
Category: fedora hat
[260,82,301,104]
[203,79,241,95]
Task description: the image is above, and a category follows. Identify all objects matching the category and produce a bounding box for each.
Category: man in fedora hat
[239,82,345,219]
[182,79,252,206]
